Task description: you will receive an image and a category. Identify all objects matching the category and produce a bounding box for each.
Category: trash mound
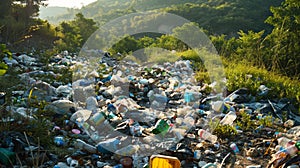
[0,51,299,168]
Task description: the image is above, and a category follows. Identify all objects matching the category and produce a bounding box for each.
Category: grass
[223,61,300,114]
[145,48,300,113]
[224,60,300,99]
[192,56,300,113]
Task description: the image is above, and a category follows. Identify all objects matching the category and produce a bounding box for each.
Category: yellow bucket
[149,155,181,168]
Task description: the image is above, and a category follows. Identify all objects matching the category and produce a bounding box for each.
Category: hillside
[39,6,69,19]
[40,0,284,36]
[39,6,76,25]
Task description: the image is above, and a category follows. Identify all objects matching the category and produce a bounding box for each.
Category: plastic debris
[0,51,299,168]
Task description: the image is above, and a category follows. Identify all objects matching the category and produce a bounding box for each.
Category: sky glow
[45,0,97,8]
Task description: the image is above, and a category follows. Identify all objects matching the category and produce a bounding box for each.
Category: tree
[0,0,13,19]
[265,0,300,76]
[172,22,206,50]
[14,0,47,19]
[72,13,98,43]
[54,21,82,52]
[137,36,155,48]
[54,13,98,52]
[210,35,239,58]
[111,35,139,54]
[0,0,48,47]
[154,35,186,51]
[236,30,266,67]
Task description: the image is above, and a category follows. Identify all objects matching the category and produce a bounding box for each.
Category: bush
[236,111,256,131]
[209,119,237,139]
[224,61,300,106]
[193,59,300,111]
[0,44,12,76]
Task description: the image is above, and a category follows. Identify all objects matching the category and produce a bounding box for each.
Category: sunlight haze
[45,0,97,8]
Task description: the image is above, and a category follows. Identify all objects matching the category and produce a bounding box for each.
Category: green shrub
[178,49,202,62]
[236,111,256,131]
[145,47,179,64]
[193,59,300,111]
[209,119,237,139]
[258,115,274,128]
[0,44,12,76]
[224,61,300,109]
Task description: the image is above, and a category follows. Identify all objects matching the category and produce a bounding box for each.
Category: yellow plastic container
[149,155,181,168]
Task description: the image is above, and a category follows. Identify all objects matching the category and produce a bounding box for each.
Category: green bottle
[152,119,170,136]
[296,141,300,150]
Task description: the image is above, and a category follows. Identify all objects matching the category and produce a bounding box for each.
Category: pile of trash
[0,51,299,168]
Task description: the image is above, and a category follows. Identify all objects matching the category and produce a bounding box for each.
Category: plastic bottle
[230,143,240,154]
[277,137,295,149]
[97,138,120,154]
[130,123,143,136]
[194,150,201,160]
[0,92,5,105]
[220,111,237,125]
[198,129,218,143]
[212,101,234,113]
[184,92,193,104]
[152,119,171,136]
[195,109,206,116]
[182,116,195,130]
[274,142,300,158]
[172,128,185,140]
[286,142,300,156]
[69,159,79,167]
[115,145,140,158]
[73,139,97,153]
[89,112,106,126]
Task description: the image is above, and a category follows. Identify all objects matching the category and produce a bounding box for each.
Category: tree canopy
[0,0,48,47]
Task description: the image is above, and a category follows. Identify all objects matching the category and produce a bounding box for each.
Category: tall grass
[176,50,300,110]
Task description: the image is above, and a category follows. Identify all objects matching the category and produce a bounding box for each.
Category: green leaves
[264,0,300,77]
[0,44,12,58]
[237,111,256,131]
[0,44,11,76]
[210,120,238,139]
[54,13,98,52]
[0,62,8,76]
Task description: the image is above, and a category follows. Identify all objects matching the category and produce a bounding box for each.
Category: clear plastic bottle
[198,129,218,143]
[285,144,299,156]
[220,111,237,125]
[194,150,201,160]
[97,138,120,154]
[212,101,235,113]
[277,137,295,149]
[114,144,140,158]
[73,139,97,153]
[274,142,300,158]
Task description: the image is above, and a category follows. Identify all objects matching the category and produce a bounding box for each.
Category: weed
[258,115,273,128]
[209,119,237,139]
[236,111,256,131]
[26,97,55,147]
[0,44,12,76]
